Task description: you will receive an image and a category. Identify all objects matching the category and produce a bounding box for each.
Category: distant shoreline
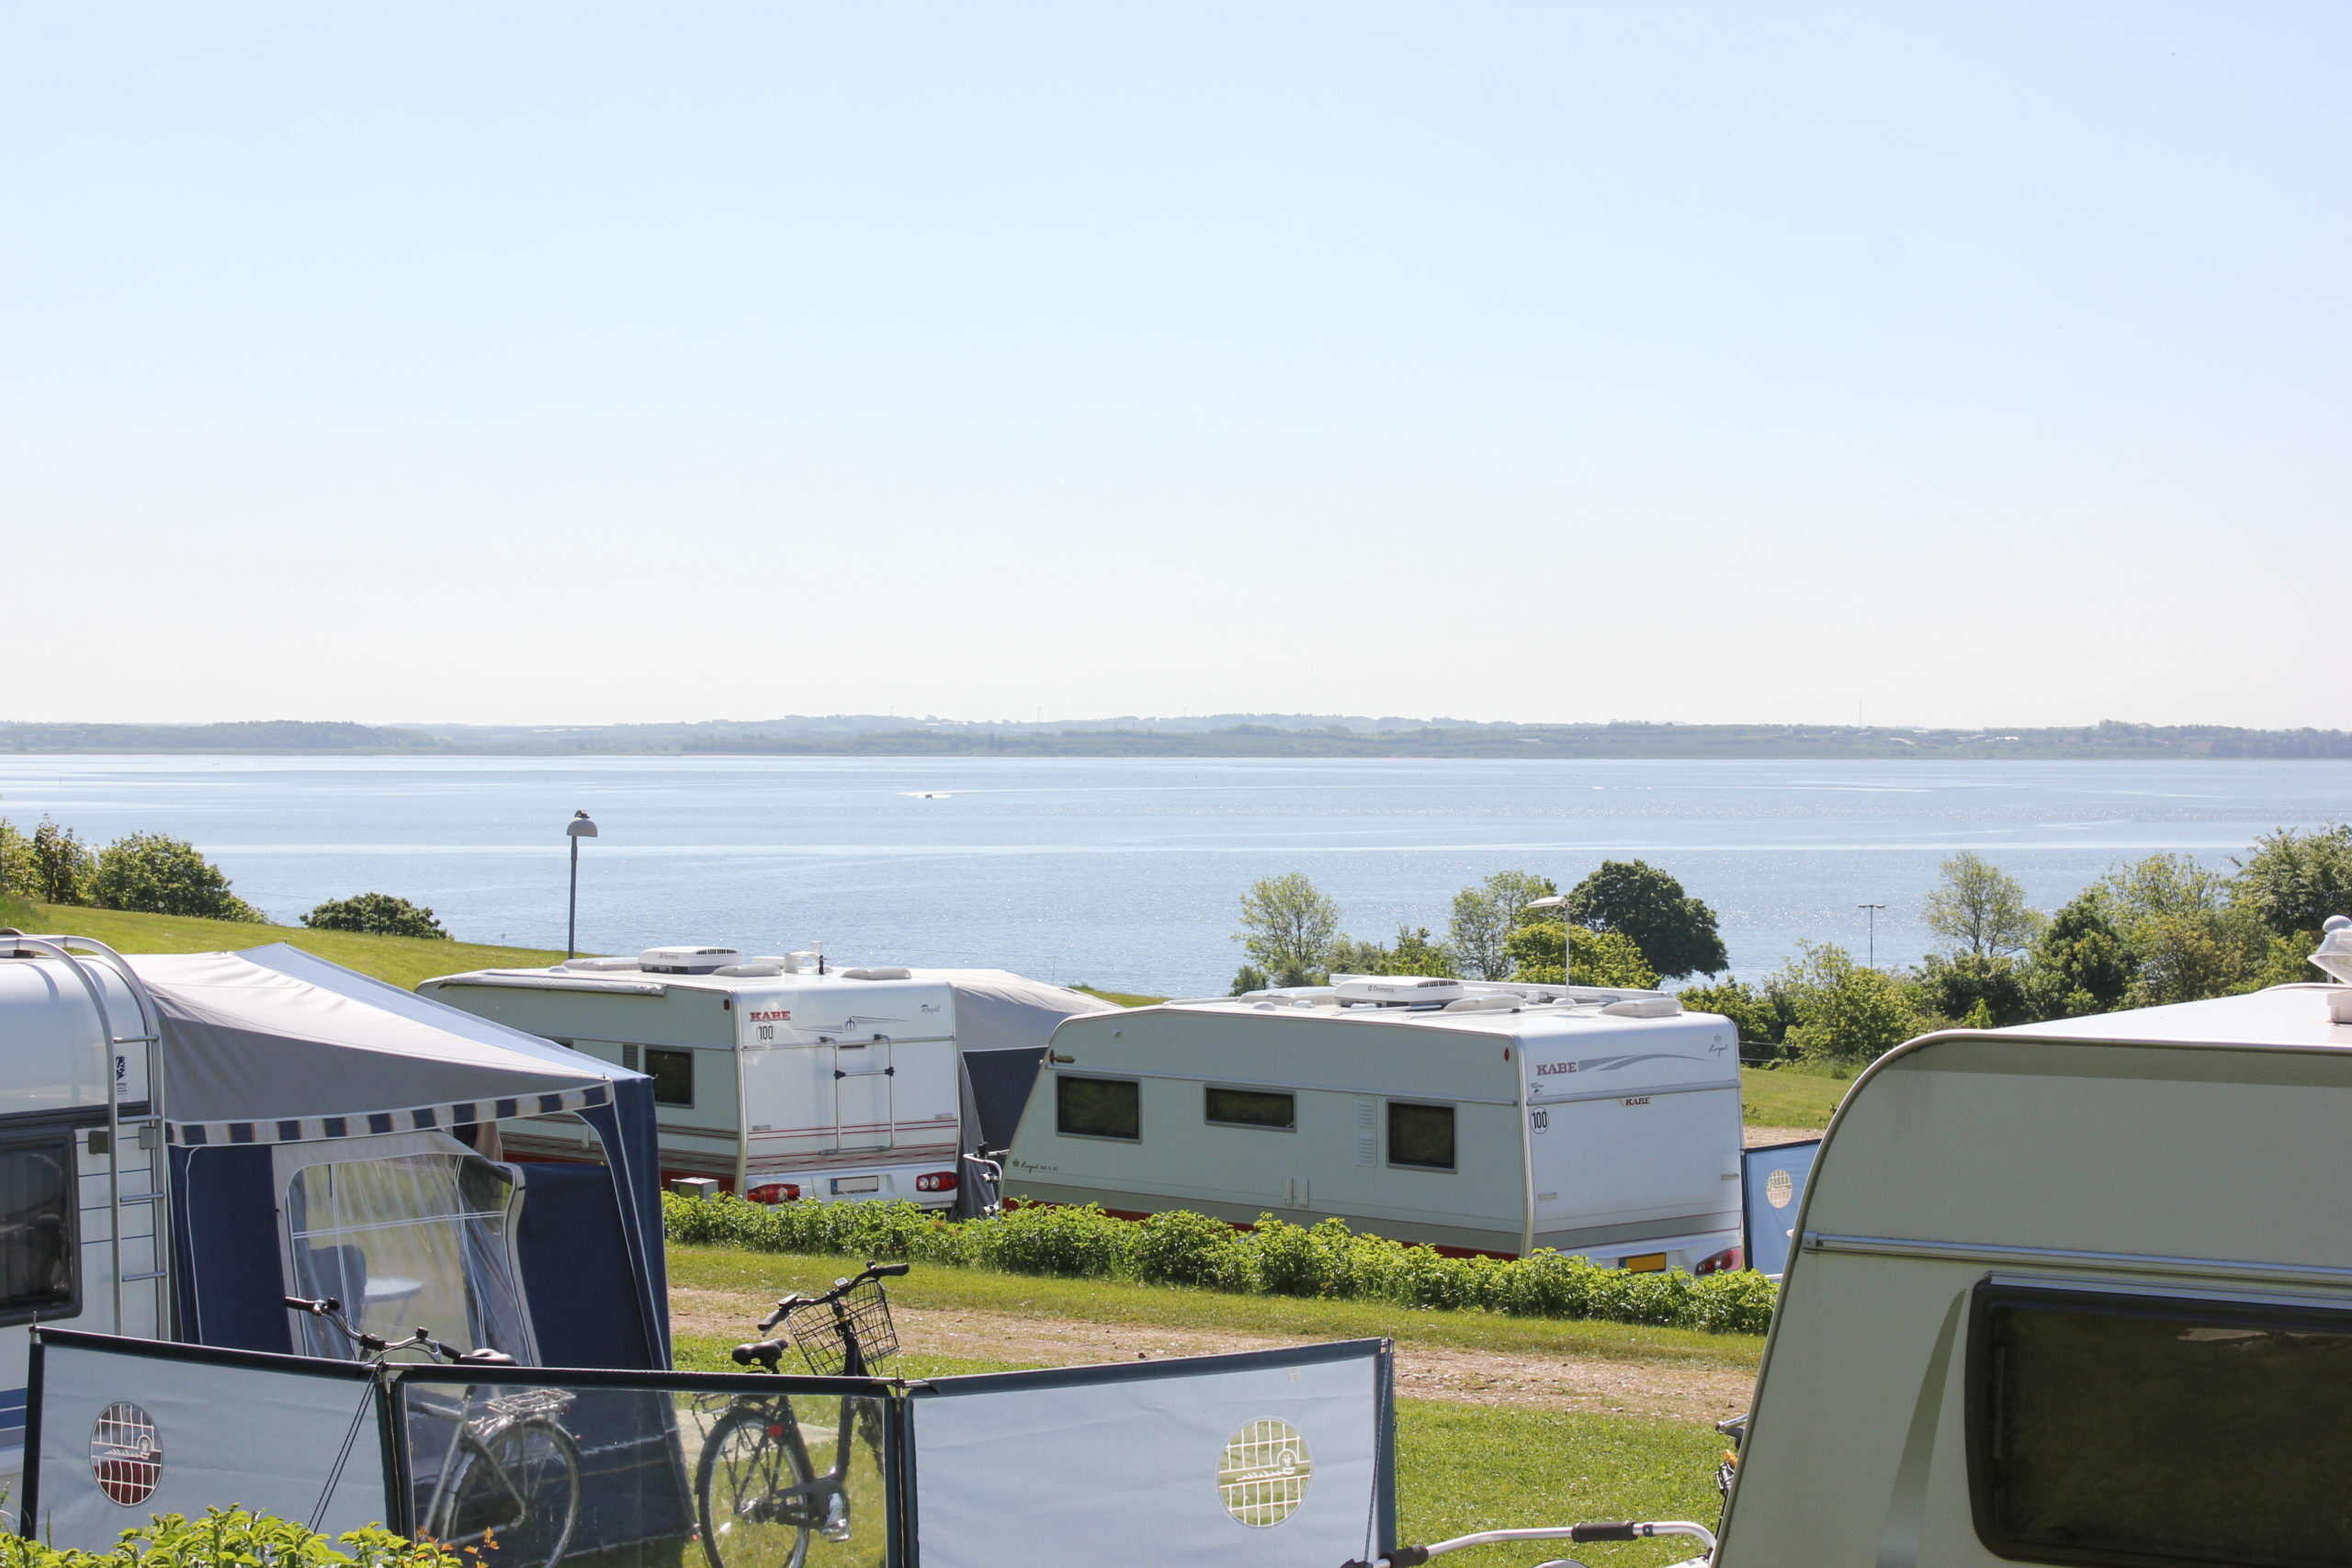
[5,717,2350,761]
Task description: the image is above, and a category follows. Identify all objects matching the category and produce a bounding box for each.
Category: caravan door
[831,1035,895,1154]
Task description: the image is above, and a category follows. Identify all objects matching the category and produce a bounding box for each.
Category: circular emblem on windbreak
[1219,1418,1312,1527]
[1766,1168,1795,1209]
[92,1403,163,1506]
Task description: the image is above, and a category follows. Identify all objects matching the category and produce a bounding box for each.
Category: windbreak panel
[391,1372,899,1568]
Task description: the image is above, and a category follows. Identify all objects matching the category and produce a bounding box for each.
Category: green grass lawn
[668,1246,1765,1373]
[1739,1065,1849,1130]
[1069,983,1170,1007]
[0,897,565,989]
[674,1327,1724,1568]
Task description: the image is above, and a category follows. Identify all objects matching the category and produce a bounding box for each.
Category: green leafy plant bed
[663,1192,1778,1336]
[5,1507,456,1568]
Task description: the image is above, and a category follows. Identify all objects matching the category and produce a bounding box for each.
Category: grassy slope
[1738,1066,1849,1130]
[1,897,564,988]
[668,1246,1765,1371]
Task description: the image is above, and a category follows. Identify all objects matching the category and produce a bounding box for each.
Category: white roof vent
[1600,996,1683,1019]
[1333,975,1466,1006]
[639,945,744,975]
[842,966,913,981]
[560,956,642,972]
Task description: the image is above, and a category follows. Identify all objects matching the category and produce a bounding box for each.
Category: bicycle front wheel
[434,1417,582,1568]
[697,1404,818,1568]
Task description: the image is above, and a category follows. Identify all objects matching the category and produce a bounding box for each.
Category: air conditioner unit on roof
[639,946,743,975]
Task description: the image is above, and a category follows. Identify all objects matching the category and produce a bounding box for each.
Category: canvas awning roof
[130,942,640,1145]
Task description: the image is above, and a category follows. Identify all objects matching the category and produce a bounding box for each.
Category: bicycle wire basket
[787,1277,899,1376]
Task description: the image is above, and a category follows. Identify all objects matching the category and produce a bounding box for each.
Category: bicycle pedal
[820,1495,852,1542]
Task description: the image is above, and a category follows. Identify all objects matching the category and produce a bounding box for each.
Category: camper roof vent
[842,966,913,981]
[714,964,783,977]
[1442,994,1521,1013]
[1333,976,1466,1007]
[639,946,743,975]
[561,956,642,972]
[1600,996,1683,1019]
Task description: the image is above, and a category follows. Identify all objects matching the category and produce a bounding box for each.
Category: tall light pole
[1526,894,1571,984]
[1859,903,1886,969]
[567,811,598,959]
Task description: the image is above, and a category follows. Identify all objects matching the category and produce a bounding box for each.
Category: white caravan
[1713,972,2352,1568]
[1001,976,1747,1269]
[420,948,1111,1213]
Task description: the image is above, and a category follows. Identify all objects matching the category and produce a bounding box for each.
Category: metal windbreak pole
[1859,903,1886,969]
[567,811,598,959]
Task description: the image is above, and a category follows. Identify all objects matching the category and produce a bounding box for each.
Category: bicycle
[286,1295,582,1568]
[694,1261,908,1568]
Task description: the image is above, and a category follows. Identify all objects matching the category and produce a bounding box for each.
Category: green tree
[1329,925,1459,979]
[87,831,264,920]
[1564,860,1729,979]
[1234,872,1341,985]
[302,892,450,939]
[1921,851,2043,956]
[1773,942,1922,1066]
[1913,951,2032,1028]
[1447,870,1556,980]
[0,817,36,900]
[1504,919,1659,988]
[2234,824,2352,937]
[2022,891,2133,1018]
[1678,976,1791,1050]
[2098,852,2270,1007]
[1228,964,1270,995]
[28,817,92,905]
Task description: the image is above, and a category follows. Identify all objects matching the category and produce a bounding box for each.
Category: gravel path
[671,1287,1755,1427]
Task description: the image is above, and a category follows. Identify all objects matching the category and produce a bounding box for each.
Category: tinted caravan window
[1205,1088,1295,1130]
[1057,1076,1139,1141]
[0,1134,77,1323]
[1387,1102,1455,1170]
[1970,1284,2352,1568]
[643,1047,695,1107]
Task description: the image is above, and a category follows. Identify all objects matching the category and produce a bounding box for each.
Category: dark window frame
[1385,1100,1456,1172]
[0,1126,82,1326]
[1965,1280,2352,1568]
[1055,1075,1141,1143]
[642,1046,695,1108]
[1204,1086,1295,1132]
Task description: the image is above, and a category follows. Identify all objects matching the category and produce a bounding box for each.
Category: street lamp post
[1859,903,1886,969]
[567,811,598,959]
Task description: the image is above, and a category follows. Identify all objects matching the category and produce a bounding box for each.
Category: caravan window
[1057,1076,1140,1141]
[0,1132,77,1324]
[644,1047,695,1107]
[1206,1088,1295,1131]
[1969,1283,2352,1568]
[285,1150,533,1363]
[1387,1102,1455,1171]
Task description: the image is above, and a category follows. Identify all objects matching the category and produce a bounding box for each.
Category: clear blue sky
[6,4,2346,728]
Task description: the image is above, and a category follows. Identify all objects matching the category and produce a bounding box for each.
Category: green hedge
[662,1191,1778,1336]
[5,1507,451,1568]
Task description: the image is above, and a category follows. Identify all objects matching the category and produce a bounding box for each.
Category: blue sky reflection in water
[4,757,2346,996]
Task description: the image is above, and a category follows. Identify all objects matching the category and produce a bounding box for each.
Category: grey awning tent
[133,944,669,1371]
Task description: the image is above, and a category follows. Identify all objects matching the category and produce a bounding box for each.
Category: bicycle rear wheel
[697,1404,819,1568]
[435,1418,582,1568]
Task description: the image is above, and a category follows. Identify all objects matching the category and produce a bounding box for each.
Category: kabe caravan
[1002,976,1747,1269]
[0,933,672,1517]
[419,948,1111,1214]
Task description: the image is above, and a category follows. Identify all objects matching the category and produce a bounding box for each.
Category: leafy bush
[86,833,262,921]
[29,818,92,906]
[6,1506,456,1568]
[0,818,38,901]
[303,893,450,940]
[662,1191,1778,1337]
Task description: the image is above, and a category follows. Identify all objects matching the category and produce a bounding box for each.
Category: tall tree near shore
[1234,872,1343,986]
[1921,852,2043,956]
[1448,870,1555,980]
[1565,860,1729,979]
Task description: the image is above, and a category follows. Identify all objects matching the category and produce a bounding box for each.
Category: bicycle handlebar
[283,1294,516,1367]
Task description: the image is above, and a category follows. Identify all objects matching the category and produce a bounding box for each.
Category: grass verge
[669,1246,1765,1372]
[1739,1064,1849,1130]
[673,1328,1724,1568]
[1,898,564,988]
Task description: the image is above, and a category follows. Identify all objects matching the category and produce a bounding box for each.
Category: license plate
[1621,1253,1668,1273]
[832,1176,881,1194]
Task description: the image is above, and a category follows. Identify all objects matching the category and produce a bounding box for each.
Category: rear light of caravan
[746,1182,802,1204]
[1694,1245,1743,1276]
[914,1171,958,1193]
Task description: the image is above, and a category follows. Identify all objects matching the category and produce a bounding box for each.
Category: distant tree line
[0,814,447,937]
[1229,859,1727,994]
[1230,826,2352,1076]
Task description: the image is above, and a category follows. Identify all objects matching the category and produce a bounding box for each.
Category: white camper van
[1001,976,1747,1269]
[419,948,1110,1213]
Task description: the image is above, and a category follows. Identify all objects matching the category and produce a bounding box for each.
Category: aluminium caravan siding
[1005,1008,1530,1254]
[1718,1027,2352,1568]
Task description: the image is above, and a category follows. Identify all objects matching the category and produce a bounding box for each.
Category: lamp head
[567,811,599,840]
